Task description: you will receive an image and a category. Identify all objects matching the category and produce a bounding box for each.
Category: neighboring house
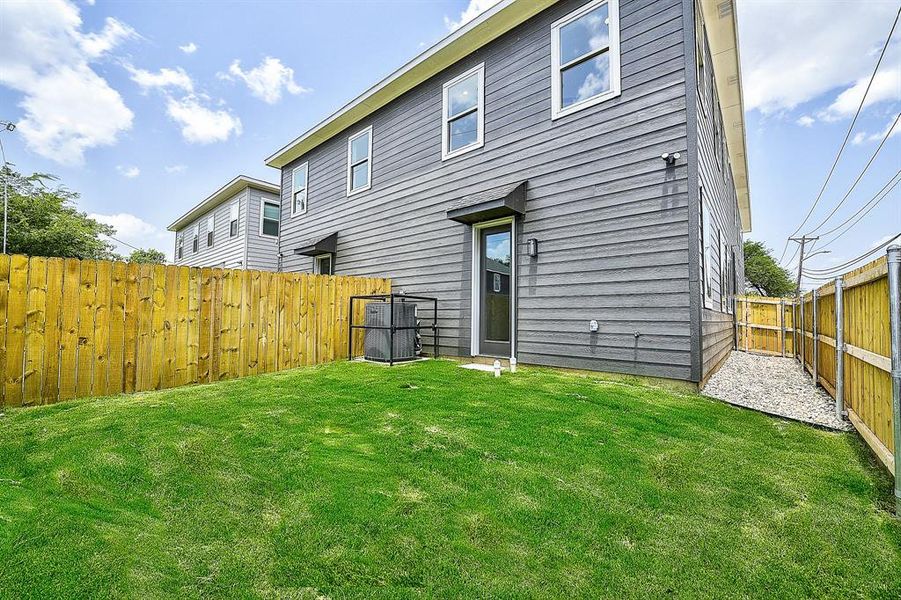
[168,176,282,270]
[264,0,751,385]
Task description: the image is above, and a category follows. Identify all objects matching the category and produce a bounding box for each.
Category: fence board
[737,255,894,469]
[0,254,389,407]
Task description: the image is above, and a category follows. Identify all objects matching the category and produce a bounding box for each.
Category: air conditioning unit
[364,301,416,362]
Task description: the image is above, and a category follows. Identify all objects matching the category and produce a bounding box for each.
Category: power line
[817,169,901,238]
[805,111,901,234]
[101,232,141,252]
[803,232,901,275]
[816,176,901,251]
[777,5,901,263]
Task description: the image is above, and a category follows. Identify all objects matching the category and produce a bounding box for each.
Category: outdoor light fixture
[661,152,680,165]
[527,238,538,257]
[3,123,14,132]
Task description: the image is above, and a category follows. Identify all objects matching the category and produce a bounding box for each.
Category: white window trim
[314,253,333,275]
[259,197,280,238]
[291,162,309,216]
[550,0,621,120]
[441,63,485,161]
[696,2,708,117]
[346,125,373,197]
[700,185,713,310]
[229,201,240,238]
[470,216,516,360]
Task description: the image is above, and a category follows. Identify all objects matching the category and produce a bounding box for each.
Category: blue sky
[0,0,898,287]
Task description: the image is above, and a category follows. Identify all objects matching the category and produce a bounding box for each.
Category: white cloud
[89,212,172,260]
[819,67,901,122]
[444,0,501,31]
[127,65,193,93]
[853,115,901,145]
[165,94,242,144]
[0,0,136,165]
[221,57,310,104]
[116,165,140,178]
[796,115,815,127]
[165,164,187,174]
[738,1,899,115]
[179,42,198,54]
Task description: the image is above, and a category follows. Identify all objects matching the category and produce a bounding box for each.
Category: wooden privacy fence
[736,254,897,473]
[0,254,390,408]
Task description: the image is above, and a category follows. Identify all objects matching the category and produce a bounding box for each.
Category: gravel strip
[702,351,852,431]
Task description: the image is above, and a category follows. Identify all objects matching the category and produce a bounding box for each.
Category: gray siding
[278,0,695,381]
[693,2,744,379]
[245,188,281,271]
[173,187,280,271]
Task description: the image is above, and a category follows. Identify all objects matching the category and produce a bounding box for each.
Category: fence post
[792,301,798,361]
[812,290,818,387]
[886,244,901,513]
[780,298,786,357]
[743,298,749,352]
[799,293,806,371]
[835,276,845,420]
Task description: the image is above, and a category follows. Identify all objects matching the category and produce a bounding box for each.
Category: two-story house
[168,175,282,270]
[262,0,750,385]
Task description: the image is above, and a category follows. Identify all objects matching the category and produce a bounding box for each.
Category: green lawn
[1,360,899,598]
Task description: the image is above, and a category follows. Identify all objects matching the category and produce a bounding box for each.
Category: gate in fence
[736,246,901,511]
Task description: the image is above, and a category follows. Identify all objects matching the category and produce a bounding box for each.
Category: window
[315,254,333,275]
[713,87,722,170]
[229,201,239,237]
[206,215,214,247]
[191,223,199,253]
[346,126,372,195]
[699,184,711,309]
[695,1,707,115]
[260,200,280,237]
[719,234,728,312]
[177,234,184,260]
[292,162,309,215]
[551,0,621,119]
[442,63,484,159]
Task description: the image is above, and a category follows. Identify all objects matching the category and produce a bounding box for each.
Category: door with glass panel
[479,225,511,356]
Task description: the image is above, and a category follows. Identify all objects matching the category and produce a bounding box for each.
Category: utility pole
[0,120,17,256]
[790,235,819,294]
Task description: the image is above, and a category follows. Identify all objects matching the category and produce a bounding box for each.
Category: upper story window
[347,126,372,196]
[260,199,280,237]
[177,234,184,260]
[695,2,708,115]
[551,0,621,119]
[442,63,485,160]
[292,162,309,215]
[191,223,199,253]
[206,214,214,247]
[229,201,239,237]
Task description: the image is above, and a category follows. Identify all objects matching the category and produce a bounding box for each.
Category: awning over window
[446,181,526,224]
[293,232,338,256]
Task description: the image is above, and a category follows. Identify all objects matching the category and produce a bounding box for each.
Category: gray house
[168,175,282,270]
[264,0,751,386]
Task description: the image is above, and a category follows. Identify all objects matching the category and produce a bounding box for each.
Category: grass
[1,359,900,599]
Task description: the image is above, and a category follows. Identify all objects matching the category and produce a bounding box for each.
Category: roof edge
[167,175,280,232]
[264,0,557,169]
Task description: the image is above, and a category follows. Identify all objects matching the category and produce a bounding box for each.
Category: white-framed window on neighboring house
[551,0,621,120]
[347,126,372,196]
[206,215,214,247]
[695,0,707,116]
[177,234,184,260]
[191,223,199,253]
[292,162,309,215]
[260,199,280,237]
[442,63,485,160]
[229,201,239,237]
[726,246,735,314]
[314,254,333,275]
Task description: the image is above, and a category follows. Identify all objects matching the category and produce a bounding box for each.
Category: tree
[744,240,795,297]
[127,248,167,264]
[1,166,120,260]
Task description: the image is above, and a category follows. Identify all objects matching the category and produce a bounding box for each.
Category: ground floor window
[315,254,333,275]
